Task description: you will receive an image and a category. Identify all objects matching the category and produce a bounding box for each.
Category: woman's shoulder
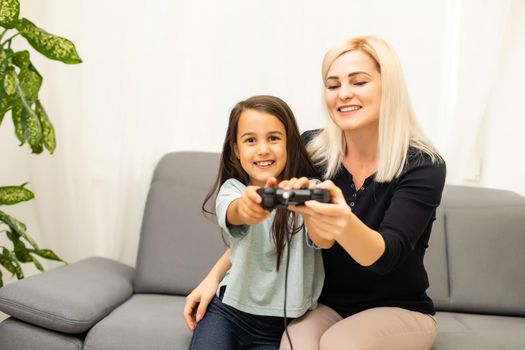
[403,147,446,182]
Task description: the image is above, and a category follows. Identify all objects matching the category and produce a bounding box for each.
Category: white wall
[482,0,525,196]
[1,0,524,274]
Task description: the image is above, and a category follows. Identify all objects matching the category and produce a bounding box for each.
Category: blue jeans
[189,289,289,350]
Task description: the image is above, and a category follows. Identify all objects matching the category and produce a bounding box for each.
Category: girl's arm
[226,186,270,226]
[183,248,232,331]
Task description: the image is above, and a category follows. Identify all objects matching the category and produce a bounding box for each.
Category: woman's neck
[342,126,378,188]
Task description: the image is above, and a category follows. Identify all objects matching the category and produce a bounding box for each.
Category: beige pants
[280,305,437,350]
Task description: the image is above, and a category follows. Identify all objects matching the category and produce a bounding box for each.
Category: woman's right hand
[183,274,220,331]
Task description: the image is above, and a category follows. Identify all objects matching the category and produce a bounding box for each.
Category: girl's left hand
[278,177,313,189]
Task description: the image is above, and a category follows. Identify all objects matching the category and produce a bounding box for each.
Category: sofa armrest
[0,257,134,334]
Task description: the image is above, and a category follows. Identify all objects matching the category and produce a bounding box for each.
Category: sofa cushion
[0,257,134,333]
[431,186,525,315]
[83,294,191,350]
[0,318,84,350]
[134,152,227,295]
[433,312,525,350]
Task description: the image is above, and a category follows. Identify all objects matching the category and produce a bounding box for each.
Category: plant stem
[1,33,19,47]
[0,28,8,43]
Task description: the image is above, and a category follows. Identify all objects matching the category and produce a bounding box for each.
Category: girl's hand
[278,176,313,189]
[230,177,276,225]
[183,275,220,331]
[290,180,353,242]
[235,185,270,225]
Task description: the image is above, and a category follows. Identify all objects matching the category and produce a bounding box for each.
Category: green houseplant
[0,0,82,286]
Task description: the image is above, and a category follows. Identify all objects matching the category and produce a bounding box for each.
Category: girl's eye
[326,85,339,90]
[245,138,255,144]
[269,135,280,142]
[354,81,367,86]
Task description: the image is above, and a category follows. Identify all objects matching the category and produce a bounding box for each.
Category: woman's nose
[339,84,353,100]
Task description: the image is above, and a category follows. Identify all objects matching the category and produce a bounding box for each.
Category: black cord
[283,239,293,350]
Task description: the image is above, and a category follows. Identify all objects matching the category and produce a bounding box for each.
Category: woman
[184,35,445,350]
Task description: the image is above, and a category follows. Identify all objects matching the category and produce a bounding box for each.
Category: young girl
[188,95,325,350]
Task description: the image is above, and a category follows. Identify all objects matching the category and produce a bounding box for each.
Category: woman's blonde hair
[307,35,441,182]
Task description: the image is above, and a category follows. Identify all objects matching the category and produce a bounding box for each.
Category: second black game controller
[256,187,331,210]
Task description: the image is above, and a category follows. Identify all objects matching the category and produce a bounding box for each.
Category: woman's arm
[183,248,232,331]
[295,180,385,266]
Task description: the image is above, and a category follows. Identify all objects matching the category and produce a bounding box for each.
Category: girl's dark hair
[202,95,317,270]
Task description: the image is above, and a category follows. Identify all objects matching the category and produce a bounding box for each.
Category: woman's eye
[354,81,367,86]
[327,85,339,90]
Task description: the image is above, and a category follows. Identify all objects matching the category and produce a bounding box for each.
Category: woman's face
[324,50,382,133]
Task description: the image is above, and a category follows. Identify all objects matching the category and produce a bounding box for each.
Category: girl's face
[234,109,287,187]
[324,50,382,133]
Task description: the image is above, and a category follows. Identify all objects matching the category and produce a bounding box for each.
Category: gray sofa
[0,151,524,350]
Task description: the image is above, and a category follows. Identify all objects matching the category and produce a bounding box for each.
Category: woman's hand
[292,180,385,265]
[183,274,220,331]
[290,180,352,243]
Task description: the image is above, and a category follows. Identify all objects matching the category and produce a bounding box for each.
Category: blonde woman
[185,36,445,350]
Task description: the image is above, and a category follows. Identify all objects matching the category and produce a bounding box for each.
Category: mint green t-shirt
[216,178,324,318]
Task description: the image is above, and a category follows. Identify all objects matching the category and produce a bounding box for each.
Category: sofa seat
[83,294,192,350]
[434,312,525,349]
[0,318,84,350]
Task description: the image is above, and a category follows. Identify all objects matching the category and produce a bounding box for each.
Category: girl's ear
[234,144,240,159]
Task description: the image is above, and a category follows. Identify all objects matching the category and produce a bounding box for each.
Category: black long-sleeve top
[303,130,447,318]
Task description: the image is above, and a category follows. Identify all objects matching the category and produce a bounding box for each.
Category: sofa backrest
[134,151,525,316]
[134,152,226,295]
[425,185,525,316]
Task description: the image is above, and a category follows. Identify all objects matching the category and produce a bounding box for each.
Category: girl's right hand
[235,185,271,225]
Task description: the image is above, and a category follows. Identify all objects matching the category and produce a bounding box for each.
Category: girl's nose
[257,142,270,154]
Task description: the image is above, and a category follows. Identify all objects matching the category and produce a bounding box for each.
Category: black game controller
[256,187,331,210]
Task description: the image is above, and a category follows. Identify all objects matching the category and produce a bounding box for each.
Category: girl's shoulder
[219,178,246,195]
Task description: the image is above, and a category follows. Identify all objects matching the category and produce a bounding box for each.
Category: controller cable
[283,234,293,350]
[282,192,294,349]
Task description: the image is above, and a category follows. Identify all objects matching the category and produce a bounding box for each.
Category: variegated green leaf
[0,209,39,249]
[30,248,64,262]
[7,230,32,263]
[18,65,42,102]
[31,255,44,271]
[11,103,25,144]
[0,184,34,205]
[0,0,20,29]
[35,100,55,153]
[11,50,30,68]
[3,67,17,95]
[15,18,82,64]
[20,101,43,153]
[0,248,24,279]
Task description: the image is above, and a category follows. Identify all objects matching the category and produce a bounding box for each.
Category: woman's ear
[234,144,240,159]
